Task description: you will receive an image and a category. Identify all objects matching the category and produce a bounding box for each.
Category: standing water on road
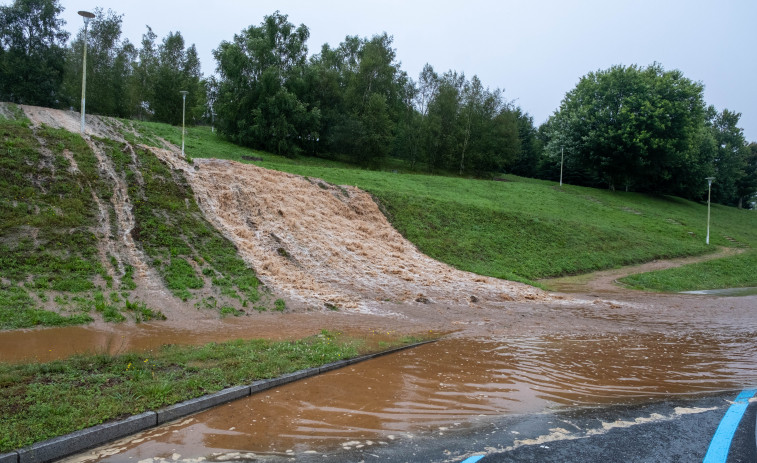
[68,330,757,461]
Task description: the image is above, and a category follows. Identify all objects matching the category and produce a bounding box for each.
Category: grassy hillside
[143,121,757,289]
[0,107,274,330]
[3,107,754,335]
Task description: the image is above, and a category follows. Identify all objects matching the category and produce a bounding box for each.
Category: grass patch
[619,250,757,292]
[123,141,266,309]
[0,332,428,452]
[0,286,93,329]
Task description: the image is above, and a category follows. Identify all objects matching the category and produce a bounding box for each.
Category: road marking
[461,455,485,463]
[703,389,756,463]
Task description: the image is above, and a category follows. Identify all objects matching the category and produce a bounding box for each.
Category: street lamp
[705,177,715,245]
[179,90,188,158]
[78,10,95,134]
[559,146,564,187]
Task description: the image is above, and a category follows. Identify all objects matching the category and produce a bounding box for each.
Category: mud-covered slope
[149,150,546,313]
[11,104,545,323]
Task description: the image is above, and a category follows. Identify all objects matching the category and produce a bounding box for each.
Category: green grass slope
[140,121,757,289]
[0,106,273,330]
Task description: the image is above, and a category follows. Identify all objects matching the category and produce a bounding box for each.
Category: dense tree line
[212,11,526,174]
[1,1,204,124]
[1,1,755,206]
[536,63,757,206]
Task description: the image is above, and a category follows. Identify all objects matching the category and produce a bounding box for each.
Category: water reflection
[681,287,757,297]
[77,331,757,461]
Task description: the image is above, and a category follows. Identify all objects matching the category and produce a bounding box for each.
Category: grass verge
[0,330,430,452]
[618,250,757,292]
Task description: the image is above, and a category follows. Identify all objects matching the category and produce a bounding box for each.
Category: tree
[709,109,750,206]
[544,63,707,194]
[213,11,317,156]
[129,26,158,120]
[510,108,542,178]
[62,8,134,117]
[0,0,68,106]
[150,32,204,125]
[740,143,757,209]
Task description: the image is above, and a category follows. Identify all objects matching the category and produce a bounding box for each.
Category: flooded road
[4,256,757,461]
[66,324,757,462]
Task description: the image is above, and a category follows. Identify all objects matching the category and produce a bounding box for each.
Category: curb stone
[6,339,436,462]
[157,385,251,425]
[16,412,156,463]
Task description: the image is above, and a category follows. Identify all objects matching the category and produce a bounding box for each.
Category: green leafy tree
[213,11,317,156]
[62,8,135,117]
[151,32,205,125]
[0,0,68,106]
[510,108,542,178]
[316,33,406,164]
[709,109,753,206]
[740,143,757,209]
[129,26,158,120]
[545,63,707,194]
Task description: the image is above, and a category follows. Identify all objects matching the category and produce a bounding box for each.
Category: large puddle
[681,287,757,297]
[0,313,398,364]
[68,331,757,461]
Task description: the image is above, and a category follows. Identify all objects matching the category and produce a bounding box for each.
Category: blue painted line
[703,389,756,463]
[461,455,485,463]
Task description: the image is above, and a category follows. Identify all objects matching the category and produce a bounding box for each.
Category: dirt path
[540,247,745,295]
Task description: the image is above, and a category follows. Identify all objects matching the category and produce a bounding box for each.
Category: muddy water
[70,331,757,461]
[0,313,409,363]
[681,287,757,297]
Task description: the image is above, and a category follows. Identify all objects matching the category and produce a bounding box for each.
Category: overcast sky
[50,0,757,141]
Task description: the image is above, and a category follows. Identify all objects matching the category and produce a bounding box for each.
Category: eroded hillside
[1,103,545,329]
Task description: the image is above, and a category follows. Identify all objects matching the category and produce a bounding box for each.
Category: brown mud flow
[66,328,757,462]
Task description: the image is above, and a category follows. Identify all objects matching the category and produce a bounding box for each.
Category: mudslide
[152,151,546,312]
[20,105,545,314]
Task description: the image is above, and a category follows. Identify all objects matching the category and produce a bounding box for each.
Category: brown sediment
[145,148,545,314]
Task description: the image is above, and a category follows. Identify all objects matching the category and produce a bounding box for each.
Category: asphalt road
[286,391,755,463]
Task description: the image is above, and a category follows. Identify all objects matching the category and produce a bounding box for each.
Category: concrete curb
[4,339,435,463]
[16,412,156,463]
[156,385,251,425]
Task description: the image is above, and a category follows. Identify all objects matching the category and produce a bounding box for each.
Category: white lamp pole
[559,146,564,187]
[705,177,715,245]
[180,90,188,157]
[78,10,95,134]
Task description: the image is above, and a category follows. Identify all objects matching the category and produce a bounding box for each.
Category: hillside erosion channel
[1,106,756,461]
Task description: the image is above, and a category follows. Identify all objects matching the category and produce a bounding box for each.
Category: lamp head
[78,10,95,26]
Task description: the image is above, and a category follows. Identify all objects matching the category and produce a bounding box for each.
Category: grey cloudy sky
[55,0,756,141]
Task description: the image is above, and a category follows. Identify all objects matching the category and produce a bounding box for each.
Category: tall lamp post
[559,146,564,187]
[78,10,95,134]
[179,90,188,158]
[705,177,715,245]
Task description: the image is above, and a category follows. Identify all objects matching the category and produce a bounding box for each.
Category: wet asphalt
[284,391,755,463]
